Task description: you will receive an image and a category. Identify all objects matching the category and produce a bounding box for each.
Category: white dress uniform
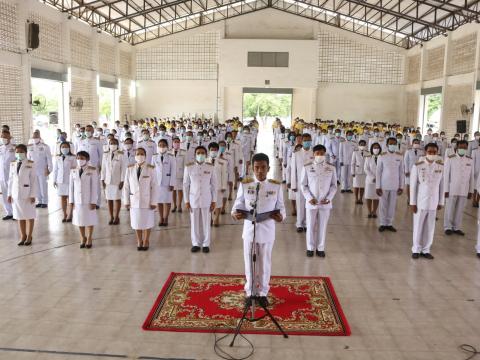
[410,159,444,254]
[123,147,137,166]
[301,160,337,252]
[27,142,53,205]
[404,148,425,186]
[152,152,176,203]
[101,150,127,200]
[471,148,480,189]
[327,136,342,182]
[467,139,479,156]
[170,149,186,190]
[375,151,404,227]
[77,137,103,207]
[0,142,15,216]
[232,178,286,296]
[53,154,76,196]
[207,157,228,208]
[226,140,243,176]
[181,140,198,164]
[136,139,157,164]
[339,139,356,191]
[368,136,386,150]
[69,166,99,227]
[351,149,367,188]
[123,163,158,230]
[7,160,37,220]
[183,161,217,247]
[443,154,474,231]
[290,148,314,228]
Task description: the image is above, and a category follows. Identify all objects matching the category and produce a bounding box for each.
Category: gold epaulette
[415,160,424,165]
[242,177,254,184]
[147,164,155,168]
[185,162,194,167]
[28,160,34,163]
[466,155,472,159]
[205,162,213,166]
[304,162,313,167]
[436,160,444,165]
[117,151,124,154]
[268,179,281,185]
[396,152,402,155]
[381,152,386,155]
[103,151,109,153]
[294,148,300,153]
[448,154,455,158]
[128,164,135,168]
[364,154,371,157]
[88,166,96,170]
[327,162,335,167]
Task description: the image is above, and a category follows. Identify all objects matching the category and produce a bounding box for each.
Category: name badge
[267,191,275,195]
[142,176,150,178]
[247,190,255,194]
[23,184,29,187]
[204,171,210,174]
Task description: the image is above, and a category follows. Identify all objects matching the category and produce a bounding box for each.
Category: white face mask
[158,147,168,154]
[33,138,40,144]
[210,151,218,158]
[426,154,437,162]
[109,145,118,152]
[1,138,8,145]
[314,155,325,163]
[135,155,146,164]
[413,143,420,149]
[358,145,366,151]
[77,159,86,167]
[373,148,380,155]
[124,144,133,150]
[60,148,70,155]
[86,131,93,138]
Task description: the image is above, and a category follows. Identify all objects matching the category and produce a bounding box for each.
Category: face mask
[457,148,466,156]
[173,142,180,150]
[109,145,118,152]
[135,155,146,163]
[358,145,366,151]
[15,153,26,161]
[209,132,214,136]
[426,154,437,162]
[314,155,325,163]
[186,136,192,142]
[158,147,168,154]
[335,133,341,137]
[196,154,206,163]
[226,137,232,143]
[86,131,93,138]
[1,138,8,144]
[33,138,40,144]
[143,135,150,141]
[413,143,420,149]
[374,132,378,136]
[373,148,380,155]
[303,141,312,149]
[346,135,353,141]
[289,136,295,142]
[61,148,70,155]
[210,151,218,158]
[219,146,226,154]
[77,159,86,167]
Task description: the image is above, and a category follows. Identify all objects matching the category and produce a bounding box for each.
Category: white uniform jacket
[8,160,37,199]
[101,150,127,185]
[300,161,338,210]
[183,161,217,208]
[123,164,158,208]
[410,159,445,211]
[443,154,474,197]
[68,166,99,205]
[375,152,404,191]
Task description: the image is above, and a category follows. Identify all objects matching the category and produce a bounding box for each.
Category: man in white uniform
[232,153,285,307]
[409,143,444,260]
[136,129,157,164]
[0,130,15,219]
[376,137,404,232]
[183,146,217,253]
[27,131,53,208]
[338,130,356,193]
[443,140,474,236]
[301,145,337,258]
[404,138,425,202]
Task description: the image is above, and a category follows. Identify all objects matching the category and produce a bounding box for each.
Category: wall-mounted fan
[31,94,46,111]
[69,96,84,111]
[461,104,474,117]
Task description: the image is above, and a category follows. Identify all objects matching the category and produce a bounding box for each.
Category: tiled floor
[1,137,480,359]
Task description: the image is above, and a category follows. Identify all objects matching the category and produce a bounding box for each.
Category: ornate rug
[142,273,350,336]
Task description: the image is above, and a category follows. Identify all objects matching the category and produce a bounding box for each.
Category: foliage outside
[243,93,292,119]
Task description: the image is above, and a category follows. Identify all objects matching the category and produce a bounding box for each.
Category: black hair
[208,142,219,150]
[136,147,146,155]
[424,142,438,151]
[195,145,207,154]
[58,141,72,155]
[76,150,90,160]
[358,140,366,145]
[15,144,27,153]
[252,152,269,166]
[370,142,382,155]
[386,137,398,144]
[313,144,326,153]
[158,139,168,146]
[457,140,468,148]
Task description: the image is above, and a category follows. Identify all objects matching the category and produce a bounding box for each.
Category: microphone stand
[230,182,288,347]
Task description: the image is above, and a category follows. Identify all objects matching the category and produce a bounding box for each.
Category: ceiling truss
[42,0,480,48]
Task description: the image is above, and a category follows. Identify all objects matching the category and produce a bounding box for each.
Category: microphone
[255,181,260,196]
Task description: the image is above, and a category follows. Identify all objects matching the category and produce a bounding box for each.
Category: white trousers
[334,160,341,183]
[295,190,306,228]
[190,207,211,247]
[444,195,466,230]
[243,240,273,297]
[412,209,436,254]
[306,208,331,251]
[341,164,352,190]
[0,180,12,216]
[36,174,48,204]
[476,217,480,253]
[379,190,397,226]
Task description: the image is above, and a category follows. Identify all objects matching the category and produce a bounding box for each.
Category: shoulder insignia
[448,154,456,158]
[380,152,386,155]
[268,179,281,185]
[436,160,444,165]
[415,161,424,165]
[364,154,371,157]
[128,164,135,168]
[185,162,194,167]
[147,164,155,168]
[27,144,33,147]
[396,152,402,155]
[466,155,472,159]
[205,162,213,166]
[104,151,109,153]
[117,151,124,154]
[28,160,34,164]
[241,177,254,184]
[88,166,96,170]
[304,161,313,167]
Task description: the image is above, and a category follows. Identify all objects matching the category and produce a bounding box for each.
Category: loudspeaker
[456,120,467,134]
[27,22,39,49]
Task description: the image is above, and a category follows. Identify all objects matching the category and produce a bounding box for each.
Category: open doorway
[420,92,442,133]
[98,86,115,127]
[31,77,65,150]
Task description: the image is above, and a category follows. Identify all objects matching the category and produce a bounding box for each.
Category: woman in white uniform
[7,144,37,246]
[152,139,175,227]
[351,139,367,205]
[101,138,126,225]
[364,142,382,219]
[170,137,186,214]
[207,142,228,227]
[69,151,99,249]
[53,142,76,222]
[123,147,158,251]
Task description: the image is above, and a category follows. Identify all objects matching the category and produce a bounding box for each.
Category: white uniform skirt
[288,189,296,201]
[72,204,98,227]
[215,190,226,208]
[353,174,366,188]
[130,208,154,230]
[173,178,183,191]
[364,182,379,200]
[105,184,122,201]
[56,183,69,196]
[12,198,36,220]
[157,186,173,204]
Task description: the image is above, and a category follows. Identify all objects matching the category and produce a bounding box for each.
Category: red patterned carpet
[143,273,350,336]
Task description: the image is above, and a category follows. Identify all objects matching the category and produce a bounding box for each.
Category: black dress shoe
[244,297,253,306]
[171,207,177,213]
[296,227,304,233]
[421,253,434,260]
[378,226,386,232]
[24,239,32,246]
[62,218,67,223]
[316,250,325,257]
[35,204,42,208]
[178,208,182,213]
[95,205,99,210]
[445,229,453,235]
[306,250,314,257]
[41,204,48,208]
[477,253,480,258]
[412,253,420,259]
[2,215,13,220]
[303,227,307,232]
[137,246,143,251]
[80,244,86,249]
[66,218,72,223]
[17,239,26,246]
[454,230,465,236]
[387,226,397,232]
[372,214,377,218]
[143,246,149,251]
[258,296,269,307]
[341,190,345,193]
[191,246,201,253]
[202,247,210,253]
[108,219,114,225]
[86,244,92,249]
[367,214,373,218]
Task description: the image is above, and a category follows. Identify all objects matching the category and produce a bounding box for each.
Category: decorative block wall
[70,30,93,70]
[406,91,419,126]
[0,63,23,141]
[136,32,220,80]
[70,76,95,126]
[98,42,116,75]
[424,46,445,81]
[0,1,18,52]
[442,84,473,136]
[119,78,133,122]
[28,12,63,63]
[448,33,477,76]
[317,30,404,84]
[406,54,421,84]
[119,50,132,79]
